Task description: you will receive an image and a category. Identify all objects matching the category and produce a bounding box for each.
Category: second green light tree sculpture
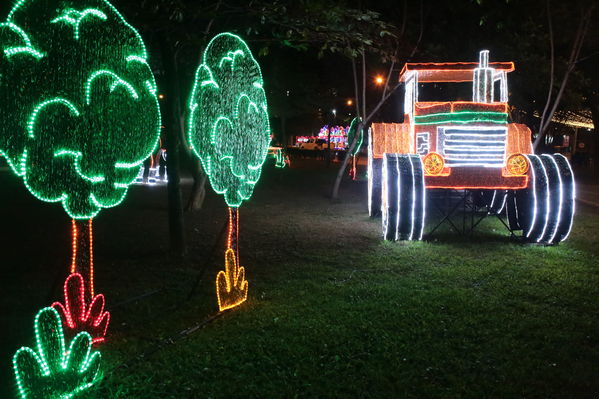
[187,32,271,311]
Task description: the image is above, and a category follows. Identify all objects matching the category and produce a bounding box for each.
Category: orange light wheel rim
[423,152,444,175]
[506,154,529,175]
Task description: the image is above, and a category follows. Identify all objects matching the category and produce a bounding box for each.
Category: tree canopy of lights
[13,307,102,399]
[187,32,271,208]
[0,0,161,219]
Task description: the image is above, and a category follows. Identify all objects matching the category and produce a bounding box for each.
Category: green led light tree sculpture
[0,0,160,302]
[187,32,271,311]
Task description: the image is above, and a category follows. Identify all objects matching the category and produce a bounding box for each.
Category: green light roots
[13,307,102,399]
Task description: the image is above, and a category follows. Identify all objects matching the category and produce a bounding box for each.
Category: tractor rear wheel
[368,158,382,217]
[507,153,574,244]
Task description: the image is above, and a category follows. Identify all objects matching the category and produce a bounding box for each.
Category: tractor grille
[439,126,507,167]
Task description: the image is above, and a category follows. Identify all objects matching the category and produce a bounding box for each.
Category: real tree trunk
[160,35,186,255]
[533,6,592,150]
[70,219,94,301]
[280,116,287,147]
[185,157,208,212]
[589,100,599,165]
[327,127,331,167]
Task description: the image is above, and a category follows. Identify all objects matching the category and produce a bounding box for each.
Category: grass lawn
[1,159,599,398]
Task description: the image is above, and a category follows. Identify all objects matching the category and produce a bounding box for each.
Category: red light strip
[227,207,233,250]
[89,218,94,298]
[425,184,528,190]
[70,219,95,297]
[70,219,77,274]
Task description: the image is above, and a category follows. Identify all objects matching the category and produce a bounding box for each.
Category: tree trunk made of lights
[227,207,240,263]
[70,219,94,301]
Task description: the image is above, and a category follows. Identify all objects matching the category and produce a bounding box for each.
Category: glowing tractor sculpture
[368,50,575,244]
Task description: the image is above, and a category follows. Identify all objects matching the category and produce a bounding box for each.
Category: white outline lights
[368,128,373,216]
[381,154,424,241]
[524,155,538,238]
[554,153,575,241]
[395,154,401,240]
[407,155,416,240]
[416,132,430,155]
[418,156,426,240]
[537,156,551,243]
[381,154,389,239]
[519,154,574,245]
[438,126,507,168]
[544,154,562,243]
[473,50,494,103]
[498,191,507,214]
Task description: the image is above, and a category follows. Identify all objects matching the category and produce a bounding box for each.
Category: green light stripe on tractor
[414,111,508,125]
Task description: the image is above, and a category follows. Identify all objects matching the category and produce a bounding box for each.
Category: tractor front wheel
[381,154,426,241]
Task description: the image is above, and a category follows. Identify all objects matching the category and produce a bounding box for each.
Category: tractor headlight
[506,154,529,175]
[423,152,445,175]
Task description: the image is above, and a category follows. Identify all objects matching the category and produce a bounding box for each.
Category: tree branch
[407,0,425,62]
[533,5,593,149]
[381,42,400,101]
[538,0,555,135]
[352,56,361,118]
[362,51,366,120]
